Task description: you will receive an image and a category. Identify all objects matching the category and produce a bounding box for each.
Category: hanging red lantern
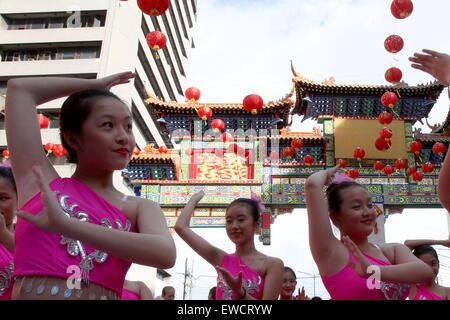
[336,159,347,169]
[395,159,407,170]
[303,155,314,165]
[2,149,9,159]
[185,87,201,102]
[409,140,422,157]
[137,0,170,16]
[282,147,295,158]
[133,148,141,156]
[422,162,434,174]
[197,106,212,121]
[146,31,167,59]
[412,171,423,182]
[381,92,398,109]
[432,142,446,157]
[378,111,393,125]
[391,0,413,19]
[52,144,67,157]
[221,132,233,143]
[211,119,225,132]
[385,67,402,84]
[374,161,385,172]
[37,114,50,129]
[158,145,168,154]
[269,151,279,162]
[406,167,417,176]
[44,142,55,156]
[243,94,264,115]
[291,139,304,150]
[375,137,392,151]
[379,127,393,140]
[384,165,395,176]
[384,35,404,53]
[346,169,359,179]
[353,147,365,161]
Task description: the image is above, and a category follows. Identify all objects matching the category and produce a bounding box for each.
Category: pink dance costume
[13,177,134,298]
[121,287,140,300]
[216,253,264,300]
[321,251,410,300]
[413,284,445,300]
[0,245,14,300]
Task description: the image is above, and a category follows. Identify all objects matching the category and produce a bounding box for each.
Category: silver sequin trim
[217,272,262,300]
[0,261,14,297]
[380,282,410,300]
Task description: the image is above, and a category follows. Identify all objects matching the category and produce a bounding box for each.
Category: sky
[170,0,450,300]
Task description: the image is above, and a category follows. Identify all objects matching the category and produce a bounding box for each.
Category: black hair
[284,266,297,279]
[208,286,216,300]
[326,181,364,213]
[59,89,124,163]
[413,245,439,262]
[162,286,174,296]
[227,198,261,222]
[0,166,16,192]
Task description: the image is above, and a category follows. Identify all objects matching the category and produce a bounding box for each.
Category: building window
[0,44,101,62]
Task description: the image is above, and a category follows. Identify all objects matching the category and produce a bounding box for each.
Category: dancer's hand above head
[16,166,70,235]
[99,72,136,91]
[409,49,450,86]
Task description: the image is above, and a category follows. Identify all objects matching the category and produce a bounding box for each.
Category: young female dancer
[279,267,309,300]
[305,167,434,300]
[5,73,176,300]
[0,164,17,299]
[174,191,284,300]
[404,238,450,300]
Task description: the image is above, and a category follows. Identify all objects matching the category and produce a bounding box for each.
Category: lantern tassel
[155,51,160,60]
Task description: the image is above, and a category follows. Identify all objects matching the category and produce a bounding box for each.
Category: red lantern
[37,114,49,129]
[409,140,422,157]
[422,162,434,174]
[52,145,67,157]
[282,147,295,158]
[146,31,166,58]
[137,0,170,16]
[346,169,359,179]
[379,127,393,140]
[385,67,402,84]
[185,87,201,102]
[133,148,141,156]
[353,147,365,161]
[412,171,423,182]
[44,142,55,156]
[158,146,168,154]
[391,0,413,19]
[384,165,395,176]
[303,155,314,165]
[406,167,417,176]
[336,159,347,169]
[269,151,279,162]
[381,92,398,109]
[374,161,385,171]
[375,137,392,151]
[211,119,225,132]
[197,106,212,121]
[384,35,404,53]
[221,132,233,143]
[378,111,393,125]
[291,139,304,150]
[432,142,446,157]
[243,94,264,115]
[2,149,9,159]
[395,159,407,170]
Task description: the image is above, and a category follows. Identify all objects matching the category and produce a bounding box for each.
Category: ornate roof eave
[426,106,450,133]
[290,61,445,115]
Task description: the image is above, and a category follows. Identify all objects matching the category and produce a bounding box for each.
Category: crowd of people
[0,49,449,300]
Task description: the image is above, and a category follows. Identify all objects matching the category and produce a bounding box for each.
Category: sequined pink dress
[216,253,264,300]
[321,250,410,300]
[413,284,445,300]
[121,287,140,300]
[0,244,14,300]
[13,177,135,297]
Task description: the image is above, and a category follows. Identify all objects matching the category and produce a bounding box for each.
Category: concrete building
[0,0,197,298]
